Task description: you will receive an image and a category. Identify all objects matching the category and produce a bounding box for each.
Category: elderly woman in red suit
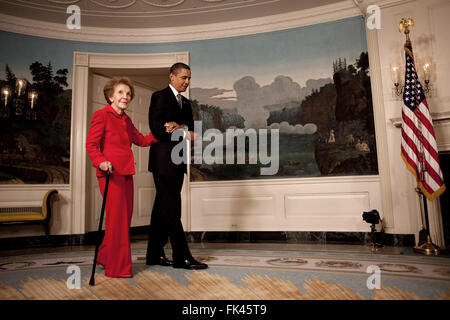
[86,76,158,278]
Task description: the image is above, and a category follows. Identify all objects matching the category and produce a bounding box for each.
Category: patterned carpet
[0,247,449,300]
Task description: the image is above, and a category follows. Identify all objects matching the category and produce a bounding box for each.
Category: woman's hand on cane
[99,161,113,173]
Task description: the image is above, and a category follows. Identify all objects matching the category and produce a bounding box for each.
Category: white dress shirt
[168,84,189,136]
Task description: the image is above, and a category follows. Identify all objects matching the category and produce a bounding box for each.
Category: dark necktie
[177,94,182,110]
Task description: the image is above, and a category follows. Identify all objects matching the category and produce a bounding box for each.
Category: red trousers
[96,174,134,278]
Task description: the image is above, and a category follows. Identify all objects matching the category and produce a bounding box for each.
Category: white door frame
[70,51,190,235]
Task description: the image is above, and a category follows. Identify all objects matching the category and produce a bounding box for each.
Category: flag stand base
[413,235,445,255]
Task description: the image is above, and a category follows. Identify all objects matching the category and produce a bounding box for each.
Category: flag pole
[398,18,444,255]
[414,187,443,255]
[415,186,428,245]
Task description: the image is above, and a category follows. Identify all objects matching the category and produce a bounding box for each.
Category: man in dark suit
[146,63,207,270]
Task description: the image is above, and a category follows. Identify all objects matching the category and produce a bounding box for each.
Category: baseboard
[0,227,415,251]
[185,231,415,247]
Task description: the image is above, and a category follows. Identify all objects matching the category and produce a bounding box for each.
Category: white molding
[191,175,381,188]
[0,0,413,45]
[190,178,381,232]
[0,185,70,207]
[0,1,364,43]
[389,111,450,152]
[74,52,89,66]
[365,26,395,229]
[390,111,450,128]
[0,185,69,208]
[70,51,189,235]
[0,184,70,191]
[70,59,89,234]
[83,52,187,68]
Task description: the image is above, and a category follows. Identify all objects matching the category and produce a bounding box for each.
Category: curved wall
[0,0,448,248]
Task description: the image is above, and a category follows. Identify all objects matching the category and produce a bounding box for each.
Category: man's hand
[164,122,196,140]
[164,121,184,133]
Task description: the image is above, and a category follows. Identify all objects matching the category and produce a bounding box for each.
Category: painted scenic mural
[0,16,376,183]
[0,63,71,184]
[189,21,378,181]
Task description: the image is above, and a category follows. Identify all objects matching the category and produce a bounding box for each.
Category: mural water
[190,53,378,181]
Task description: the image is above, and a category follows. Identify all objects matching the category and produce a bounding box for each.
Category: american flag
[401,41,446,200]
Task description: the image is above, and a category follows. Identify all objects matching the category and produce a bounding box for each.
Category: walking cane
[89,169,111,286]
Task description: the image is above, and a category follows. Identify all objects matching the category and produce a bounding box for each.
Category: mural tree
[29,61,69,126]
[0,62,71,184]
[5,65,17,90]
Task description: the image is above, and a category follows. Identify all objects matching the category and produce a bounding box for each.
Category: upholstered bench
[0,189,59,238]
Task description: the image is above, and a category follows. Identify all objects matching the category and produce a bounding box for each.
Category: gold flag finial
[398,18,414,42]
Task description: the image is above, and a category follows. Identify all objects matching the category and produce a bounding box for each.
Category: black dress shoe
[173,258,208,270]
[146,256,173,266]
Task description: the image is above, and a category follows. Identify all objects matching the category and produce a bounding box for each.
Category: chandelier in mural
[1,79,38,121]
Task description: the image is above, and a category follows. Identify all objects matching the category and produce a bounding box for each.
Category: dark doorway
[438,152,449,250]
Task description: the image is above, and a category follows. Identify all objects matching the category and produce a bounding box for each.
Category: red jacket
[86,104,158,177]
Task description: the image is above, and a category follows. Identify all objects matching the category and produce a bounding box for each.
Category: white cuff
[181,125,188,139]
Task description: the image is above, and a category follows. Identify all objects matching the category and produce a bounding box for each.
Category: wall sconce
[422,62,432,96]
[390,65,403,99]
[390,61,434,100]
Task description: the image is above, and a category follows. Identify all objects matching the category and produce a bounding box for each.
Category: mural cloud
[192,75,331,134]
[233,75,323,133]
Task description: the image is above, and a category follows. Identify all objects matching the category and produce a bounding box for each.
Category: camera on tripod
[362,209,384,250]
[362,209,380,225]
